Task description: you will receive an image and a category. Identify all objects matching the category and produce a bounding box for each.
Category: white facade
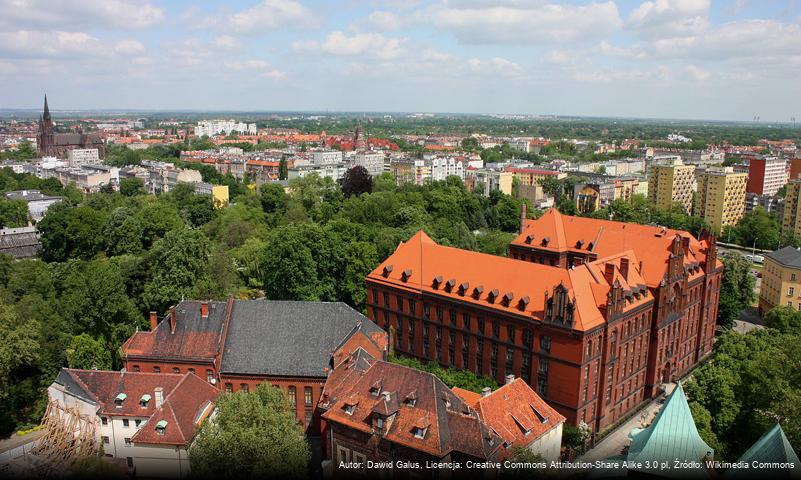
[758,157,788,196]
[312,150,344,165]
[288,163,348,181]
[509,139,530,153]
[352,152,385,177]
[430,157,465,181]
[67,148,100,167]
[195,120,256,137]
[526,422,563,462]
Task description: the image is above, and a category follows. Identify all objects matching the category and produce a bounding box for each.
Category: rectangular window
[789,287,795,296]
[477,317,485,335]
[507,325,515,342]
[240,384,249,393]
[206,370,214,383]
[423,303,430,319]
[448,330,456,365]
[397,295,404,312]
[305,411,312,427]
[436,307,444,322]
[124,438,132,447]
[449,310,457,325]
[541,335,551,353]
[225,383,233,393]
[383,292,390,307]
[153,366,160,373]
[123,419,130,427]
[462,313,470,330]
[792,273,797,281]
[304,387,313,406]
[127,457,133,469]
[492,321,500,338]
[409,299,416,315]
[102,436,109,444]
[135,419,142,427]
[522,330,532,348]
[289,387,297,408]
[132,365,140,372]
[101,417,108,426]
[506,347,514,374]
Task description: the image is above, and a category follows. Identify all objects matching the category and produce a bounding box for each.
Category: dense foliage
[189,383,310,478]
[685,321,801,461]
[388,354,498,394]
[716,252,756,329]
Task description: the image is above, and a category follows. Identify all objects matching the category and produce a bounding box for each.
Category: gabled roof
[766,246,801,269]
[455,378,565,457]
[320,359,502,460]
[220,300,382,377]
[626,384,712,478]
[724,424,801,479]
[512,209,718,287]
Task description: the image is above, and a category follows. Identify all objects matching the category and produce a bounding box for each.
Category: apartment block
[759,247,801,315]
[695,167,748,234]
[746,156,787,196]
[782,179,801,238]
[647,156,696,213]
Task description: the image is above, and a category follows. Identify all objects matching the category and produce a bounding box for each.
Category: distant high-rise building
[781,179,801,238]
[37,95,105,159]
[647,156,695,213]
[746,155,787,196]
[695,167,748,234]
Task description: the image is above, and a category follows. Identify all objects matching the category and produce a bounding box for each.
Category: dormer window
[541,237,550,246]
[458,282,469,296]
[382,265,394,278]
[344,404,355,415]
[502,292,514,306]
[139,394,151,408]
[374,414,385,431]
[404,391,417,407]
[412,427,427,439]
[472,285,484,299]
[155,420,167,436]
[525,234,534,244]
[432,275,443,288]
[487,289,499,303]
[445,279,456,292]
[401,269,412,282]
[369,381,382,397]
[518,296,530,311]
[114,393,127,408]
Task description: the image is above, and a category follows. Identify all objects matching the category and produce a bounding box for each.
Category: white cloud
[214,35,243,50]
[224,60,286,79]
[115,40,145,55]
[357,11,404,31]
[423,1,622,44]
[294,32,407,60]
[627,0,710,38]
[0,60,17,74]
[465,57,523,77]
[685,64,711,80]
[206,0,319,35]
[0,30,103,58]
[0,0,164,30]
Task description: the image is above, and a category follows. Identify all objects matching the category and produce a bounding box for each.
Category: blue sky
[0,0,799,121]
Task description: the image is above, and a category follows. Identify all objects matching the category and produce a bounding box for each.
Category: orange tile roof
[512,209,719,287]
[454,378,565,456]
[367,231,652,332]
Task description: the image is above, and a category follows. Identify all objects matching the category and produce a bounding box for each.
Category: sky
[0,0,800,121]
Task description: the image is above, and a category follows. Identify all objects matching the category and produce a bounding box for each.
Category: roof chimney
[604,263,616,285]
[149,311,158,331]
[619,257,630,280]
[519,202,527,234]
[169,306,176,334]
[505,374,515,385]
[154,387,164,408]
[200,301,209,318]
[481,387,492,397]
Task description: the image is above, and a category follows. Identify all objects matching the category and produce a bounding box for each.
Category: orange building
[365,210,722,434]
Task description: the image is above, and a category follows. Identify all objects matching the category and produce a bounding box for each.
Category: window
[541,335,551,353]
[102,436,109,445]
[131,365,140,372]
[127,457,134,469]
[522,330,532,348]
[397,295,404,312]
[344,404,355,415]
[289,387,297,408]
[492,321,500,338]
[172,367,180,374]
[423,303,431,318]
[240,384,249,393]
[448,330,456,365]
[305,411,312,427]
[225,383,233,393]
[305,387,313,406]
[336,445,350,463]
[412,427,427,439]
[152,366,160,373]
[463,313,470,330]
[135,419,142,427]
[477,317,485,335]
[123,419,130,428]
[436,307,444,322]
[507,325,515,342]
[383,292,390,307]
[409,299,416,315]
[506,347,514,374]
[101,417,108,426]
[206,370,214,383]
[792,273,797,281]
[124,438,132,447]
[449,310,457,325]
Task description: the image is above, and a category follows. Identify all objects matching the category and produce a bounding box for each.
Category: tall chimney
[200,301,209,318]
[519,202,527,234]
[481,387,492,397]
[169,306,176,334]
[604,263,616,284]
[149,311,158,331]
[505,374,515,385]
[619,258,630,280]
[154,387,164,408]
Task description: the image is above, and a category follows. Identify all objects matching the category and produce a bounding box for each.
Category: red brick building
[365,210,722,433]
[121,299,386,433]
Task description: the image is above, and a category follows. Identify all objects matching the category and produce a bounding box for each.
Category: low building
[4,189,64,222]
[465,168,513,197]
[288,163,348,182]
[47,369,219,478]
[67,148,101,168]
[193,183,229,209]
[745,192,783,217]
[121,299,387,434]
[758,246,801,315]
[53,167,112,193]
[351,152,386,177]
[0,226,40,258]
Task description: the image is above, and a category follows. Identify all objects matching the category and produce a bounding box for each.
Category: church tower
[37,94,55,157]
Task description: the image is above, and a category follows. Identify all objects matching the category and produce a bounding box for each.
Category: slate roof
[626,383,713,478]
[0,226,40,259]
[220,299,381,377]
[766,246,801,269]
[724,424,801,479]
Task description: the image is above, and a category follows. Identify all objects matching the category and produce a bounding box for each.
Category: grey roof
[220,300,379,377]
[0,227,40,259]
[766,246,801,269]
[53,369,97,405]
[4,190,63,202]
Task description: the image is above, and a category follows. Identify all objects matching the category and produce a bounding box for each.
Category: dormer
[139,394,151,408]
[517,296,530,311]
[343,399,359,415]
[412,426,428,439]
[458,282,470,296]
[576,239,585,249]
[404,390,417,408]
[501,292,514,307]
[525,234,534,244]
[541,237,550,246]
[382,264,394,278]
[432,275,443,289]
[472,285,484,299]
[155,420,167,435]
[445,278,456,292]
[487,289,499,303]
[369,381,382,397]
[401,269,412,282]
[114,393,127,408]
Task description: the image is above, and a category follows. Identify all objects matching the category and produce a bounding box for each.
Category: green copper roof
[724,424,800,479]
[626,383,713,478]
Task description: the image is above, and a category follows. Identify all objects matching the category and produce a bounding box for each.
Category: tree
[119,178,145,197]
[278,157,288,180]
[66,334,112,370]
[142,228,211,312]
[0,198,28,228]
[259,183,288,216]
[763,305,801,334]
[190,383,310,479]
[717,252,755,329]
[340,165,373,198]
[38,203,107,261]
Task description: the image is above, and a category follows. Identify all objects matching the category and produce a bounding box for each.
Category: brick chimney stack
[155,387,164,408]
[619,257,630,280]
[519,202,527,234]
[149,311,158,331]
[169,306,176,334]
[200,301,209,318]
[481,387,492,397]
[505,374,515,385]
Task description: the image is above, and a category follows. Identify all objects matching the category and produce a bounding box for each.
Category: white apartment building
[47,369,219,478]
[311,150,344,166]
[508,138,531,153]
[288,163,349,181]
[194,120,256,137]
[429,156,465,181]
[351,151,386,177]
[67,148,101,167]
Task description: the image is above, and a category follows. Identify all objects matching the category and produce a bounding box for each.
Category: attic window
[343,404,355,415]
[576,240,585,248]
[472,285,484,299]
[432,275,443,288]
[370,381,382,397]
[445,279,456,292]
[114,393,127,408]
[155,420,167,435]
[525,234,534,244]
[518,296,530,311]
[458,282,470,296]
[541,237,550,246]
[412,427,427,439]
[487,289,499,303]
[382,265,394,278]
[139,394,151,408]
[401,269,413,282]
[404,391,417,407]
[502,292,514,306]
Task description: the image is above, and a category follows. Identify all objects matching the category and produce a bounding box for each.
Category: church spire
[43,94,51,121]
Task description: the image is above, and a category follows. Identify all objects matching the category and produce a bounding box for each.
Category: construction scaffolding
[5,399,98,478]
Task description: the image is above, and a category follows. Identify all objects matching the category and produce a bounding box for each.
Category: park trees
[340,165,373,198]
[717,252,755,329]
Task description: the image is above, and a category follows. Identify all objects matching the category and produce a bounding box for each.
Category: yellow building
[694,167,747,234]
[759,246,801,315]
[782,179,801,238]
[647,156,695,213]
[211,185,229,209]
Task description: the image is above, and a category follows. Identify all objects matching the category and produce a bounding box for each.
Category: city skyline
[1,0,800,121]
